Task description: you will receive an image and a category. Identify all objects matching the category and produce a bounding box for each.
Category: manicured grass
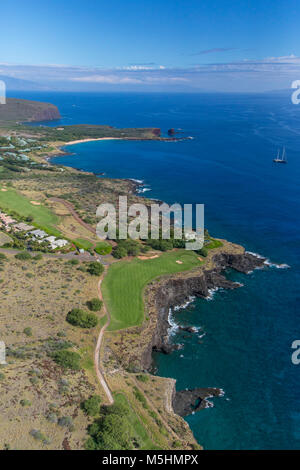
[102,250,202,331]
[94,241,112,255]
[113,393,159,450]
[74,238,94,250]
[0,188,61,236]
[206,238,223,250]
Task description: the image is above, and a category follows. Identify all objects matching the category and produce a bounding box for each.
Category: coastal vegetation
[85,393,158,450]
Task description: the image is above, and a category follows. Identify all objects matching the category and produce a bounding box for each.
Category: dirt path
[94,266,114,405]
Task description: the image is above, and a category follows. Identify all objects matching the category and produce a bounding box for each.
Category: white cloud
[263,54,300,64]
[71,74,142,84]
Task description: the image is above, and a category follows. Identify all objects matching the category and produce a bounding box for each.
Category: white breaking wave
[174,296,196,311]
[206,287,223,301]
[129,178,144,184]
[167,308,179,336]
[137,186,151,194]
[264,260,290,269]
[167,297,201,338]
[246,251,290,270]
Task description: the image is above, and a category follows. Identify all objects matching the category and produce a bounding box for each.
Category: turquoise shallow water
[11,91,300,449]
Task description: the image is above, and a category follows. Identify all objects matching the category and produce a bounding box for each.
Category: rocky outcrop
[168,128,176,136]
[139,244,265,418]
[173,387,223,417]
[141,245,265,370]
[152,128,161,137]
[0,98,61,123]
[30,103,61,122]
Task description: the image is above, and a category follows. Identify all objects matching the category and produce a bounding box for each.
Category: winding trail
[94,266,114,404]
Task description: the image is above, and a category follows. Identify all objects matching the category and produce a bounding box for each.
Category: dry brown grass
[0,254,106,450]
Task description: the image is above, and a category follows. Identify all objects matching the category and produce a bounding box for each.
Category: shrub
[58,416,74,430]
[112,246,127,259]
[197,247,208,257]
[133,387,148,409]
[15,251,31,260]
[0,253,7,262]
[85,402,132,450]
[136,374,149,383]
[30,429,46,441]
[82,395,101,416]
[52,349,81,370]
[86,298,103,312]
[149,239,173,251]
[67,259,79,265]
[87,262,104,276]
[33,253,43,261]
[46,413,58,424]
[66,308,98,328]
[23,327,32,337]
[20,399,31,407]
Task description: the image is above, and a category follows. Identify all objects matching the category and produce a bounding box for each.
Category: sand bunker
[176,260,183,264]
[30,201,41,205]
[138,254,159,260]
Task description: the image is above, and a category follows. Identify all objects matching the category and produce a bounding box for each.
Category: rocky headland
[140,241,266,416]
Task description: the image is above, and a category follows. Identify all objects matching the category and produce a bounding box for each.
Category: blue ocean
[10,91,300,449]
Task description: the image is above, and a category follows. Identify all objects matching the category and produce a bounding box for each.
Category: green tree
[66,308,98,328]
[87,262,104,276]
[112,246,127,259]
[82,395,101,416]
[52,350,81,370]
[86,298,103,312]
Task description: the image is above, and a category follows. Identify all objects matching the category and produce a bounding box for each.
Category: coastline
[140,242,266,418]
[63,137,123,146]
[45,143,267,443]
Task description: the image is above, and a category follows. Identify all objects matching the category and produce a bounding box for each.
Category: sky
[1,0,300,92]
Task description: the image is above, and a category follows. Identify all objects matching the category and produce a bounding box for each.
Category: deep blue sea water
[10,91,300,449]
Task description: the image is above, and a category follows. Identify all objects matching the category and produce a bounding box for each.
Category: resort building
[28,229,48,239]
[0,212,17,226]
[12,222,34,232]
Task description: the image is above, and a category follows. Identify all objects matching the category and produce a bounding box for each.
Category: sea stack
[168,128,176,136]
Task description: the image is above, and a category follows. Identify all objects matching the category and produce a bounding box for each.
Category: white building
[52,239,68,248]
[28,229,48,239]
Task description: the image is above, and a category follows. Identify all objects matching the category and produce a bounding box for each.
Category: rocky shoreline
[141,244,266,417]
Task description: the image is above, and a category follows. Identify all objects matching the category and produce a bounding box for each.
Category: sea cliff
[140,241,265,415]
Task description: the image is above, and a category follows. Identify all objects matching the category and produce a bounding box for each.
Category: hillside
[0,98,61,124]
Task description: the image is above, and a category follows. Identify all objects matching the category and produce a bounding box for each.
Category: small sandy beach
[63,137,122,146]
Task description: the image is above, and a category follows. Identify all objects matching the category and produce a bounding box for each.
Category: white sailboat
[273,147,287,163]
